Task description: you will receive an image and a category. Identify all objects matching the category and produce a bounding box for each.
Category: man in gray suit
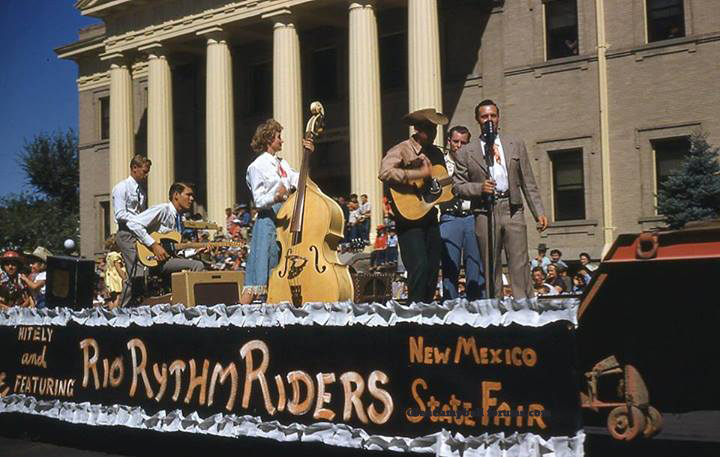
[452,99,548,299]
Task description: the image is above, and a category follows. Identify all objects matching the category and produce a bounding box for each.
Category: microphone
[482,120,497,143]
[482,120,497,166]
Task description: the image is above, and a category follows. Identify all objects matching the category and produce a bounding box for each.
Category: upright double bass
[267,102,354,305]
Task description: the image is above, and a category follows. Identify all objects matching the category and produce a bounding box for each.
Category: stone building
[56,0,720,263]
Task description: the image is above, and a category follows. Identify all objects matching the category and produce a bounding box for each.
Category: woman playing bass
[240,119,315,304]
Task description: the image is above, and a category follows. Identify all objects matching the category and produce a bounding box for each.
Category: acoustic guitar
[389,164,454,221]
[136,231,244,268]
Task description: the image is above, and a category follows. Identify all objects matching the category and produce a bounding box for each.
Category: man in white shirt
[439,126,484,300]
[127,182,204,281]
[112,154,151,305]
[452,100,548,299]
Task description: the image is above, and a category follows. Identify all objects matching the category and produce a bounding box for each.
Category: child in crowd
[22,247,52,309]
[104,235,127,308]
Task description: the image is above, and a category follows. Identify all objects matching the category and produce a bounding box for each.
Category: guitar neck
[437,176,454,186]
[175,242,243,249]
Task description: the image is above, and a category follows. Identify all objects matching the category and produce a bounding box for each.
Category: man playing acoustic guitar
[378,108,449,303]
[126,182,205,292]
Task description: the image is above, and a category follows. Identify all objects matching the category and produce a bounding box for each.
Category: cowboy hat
[402,108,449,127]
[25,246,53,264]
[1,250,27,266]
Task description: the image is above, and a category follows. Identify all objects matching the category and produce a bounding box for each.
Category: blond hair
[250,119,283,153]
[104,234,119,252]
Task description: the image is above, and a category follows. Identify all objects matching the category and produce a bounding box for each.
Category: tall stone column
[408,0,444,145]
[349,1,383,240]
[267,11,303,169]
[140,43,174,206]
[106,53,135,231]
[198,27,236,228]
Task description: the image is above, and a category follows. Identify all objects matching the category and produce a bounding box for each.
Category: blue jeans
[440,214,485,300]
[244,205,281,293]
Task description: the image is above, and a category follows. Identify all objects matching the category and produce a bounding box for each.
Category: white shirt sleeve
[127,204,168,247]
[112,180,131,224]
[284,159,300,189]
[247,162,278,209]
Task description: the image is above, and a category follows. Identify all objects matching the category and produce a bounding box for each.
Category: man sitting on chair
[127,182,205,279]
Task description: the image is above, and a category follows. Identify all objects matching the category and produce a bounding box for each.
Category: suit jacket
[452,133,545,221]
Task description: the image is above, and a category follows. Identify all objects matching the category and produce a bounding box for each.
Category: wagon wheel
[642,406,663,438]
[608,405,646,441]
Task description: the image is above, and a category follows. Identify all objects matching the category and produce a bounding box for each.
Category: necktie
[277,158,287,178]
[493,144,502,165]
[176,214,183,232]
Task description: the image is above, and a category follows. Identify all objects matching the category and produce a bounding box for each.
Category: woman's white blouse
[246,152,300,209]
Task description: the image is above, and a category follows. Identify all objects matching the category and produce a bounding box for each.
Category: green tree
[0,129,79,252]
[0,194,79,253]
[18,129,79,212]
[656,132,720,229]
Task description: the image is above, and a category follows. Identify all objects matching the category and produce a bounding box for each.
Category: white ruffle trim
[0,394,585,456]
[0,298,578,329]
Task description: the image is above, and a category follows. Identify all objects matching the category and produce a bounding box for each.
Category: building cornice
[56,34,106,60]
[77,71,110,91]
[76,0,135,18]
[102,0,314,55]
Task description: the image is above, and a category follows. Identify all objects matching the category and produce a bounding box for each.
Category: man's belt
[495,190,510,199]
[441,209,473,217]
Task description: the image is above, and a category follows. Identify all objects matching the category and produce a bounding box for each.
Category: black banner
[0,317,580,444]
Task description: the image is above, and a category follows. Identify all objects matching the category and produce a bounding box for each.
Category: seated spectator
[579,252,598,272]
[22,247,52,309]
[236,204,251,239]
[572,273,587,294]
[545,263,566,294]
[550,249,568,270]
[577,267,592,286]
[531,243,551,273]
[531,267,557,296]
[556,263,572,293]
[0,251,32,307]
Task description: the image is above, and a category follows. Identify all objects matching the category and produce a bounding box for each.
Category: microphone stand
[482,123,496,299]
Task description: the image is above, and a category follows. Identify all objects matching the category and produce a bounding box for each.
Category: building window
[99,200,111,247]
[99,96,110,140]
[311,47,338,101]
[653,136,689,207]
[550,149,585,221]
[545,0,579,60]
[647,0,685,42]
[379,32,407,91]
[250,61,272,115]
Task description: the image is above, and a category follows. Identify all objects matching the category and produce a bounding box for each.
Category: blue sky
[0,1,99,198]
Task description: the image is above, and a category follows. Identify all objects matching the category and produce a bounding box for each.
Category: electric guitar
[136,231,245,268]
[389,164,454,221]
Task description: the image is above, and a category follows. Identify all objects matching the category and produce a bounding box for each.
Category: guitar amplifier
[171,271,244,307]
[46,255,96,310]
[352,273,393,304]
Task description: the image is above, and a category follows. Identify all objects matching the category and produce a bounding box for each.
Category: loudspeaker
[171,271,244,306]
[352,273,393,304]
[46,255,96,309]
